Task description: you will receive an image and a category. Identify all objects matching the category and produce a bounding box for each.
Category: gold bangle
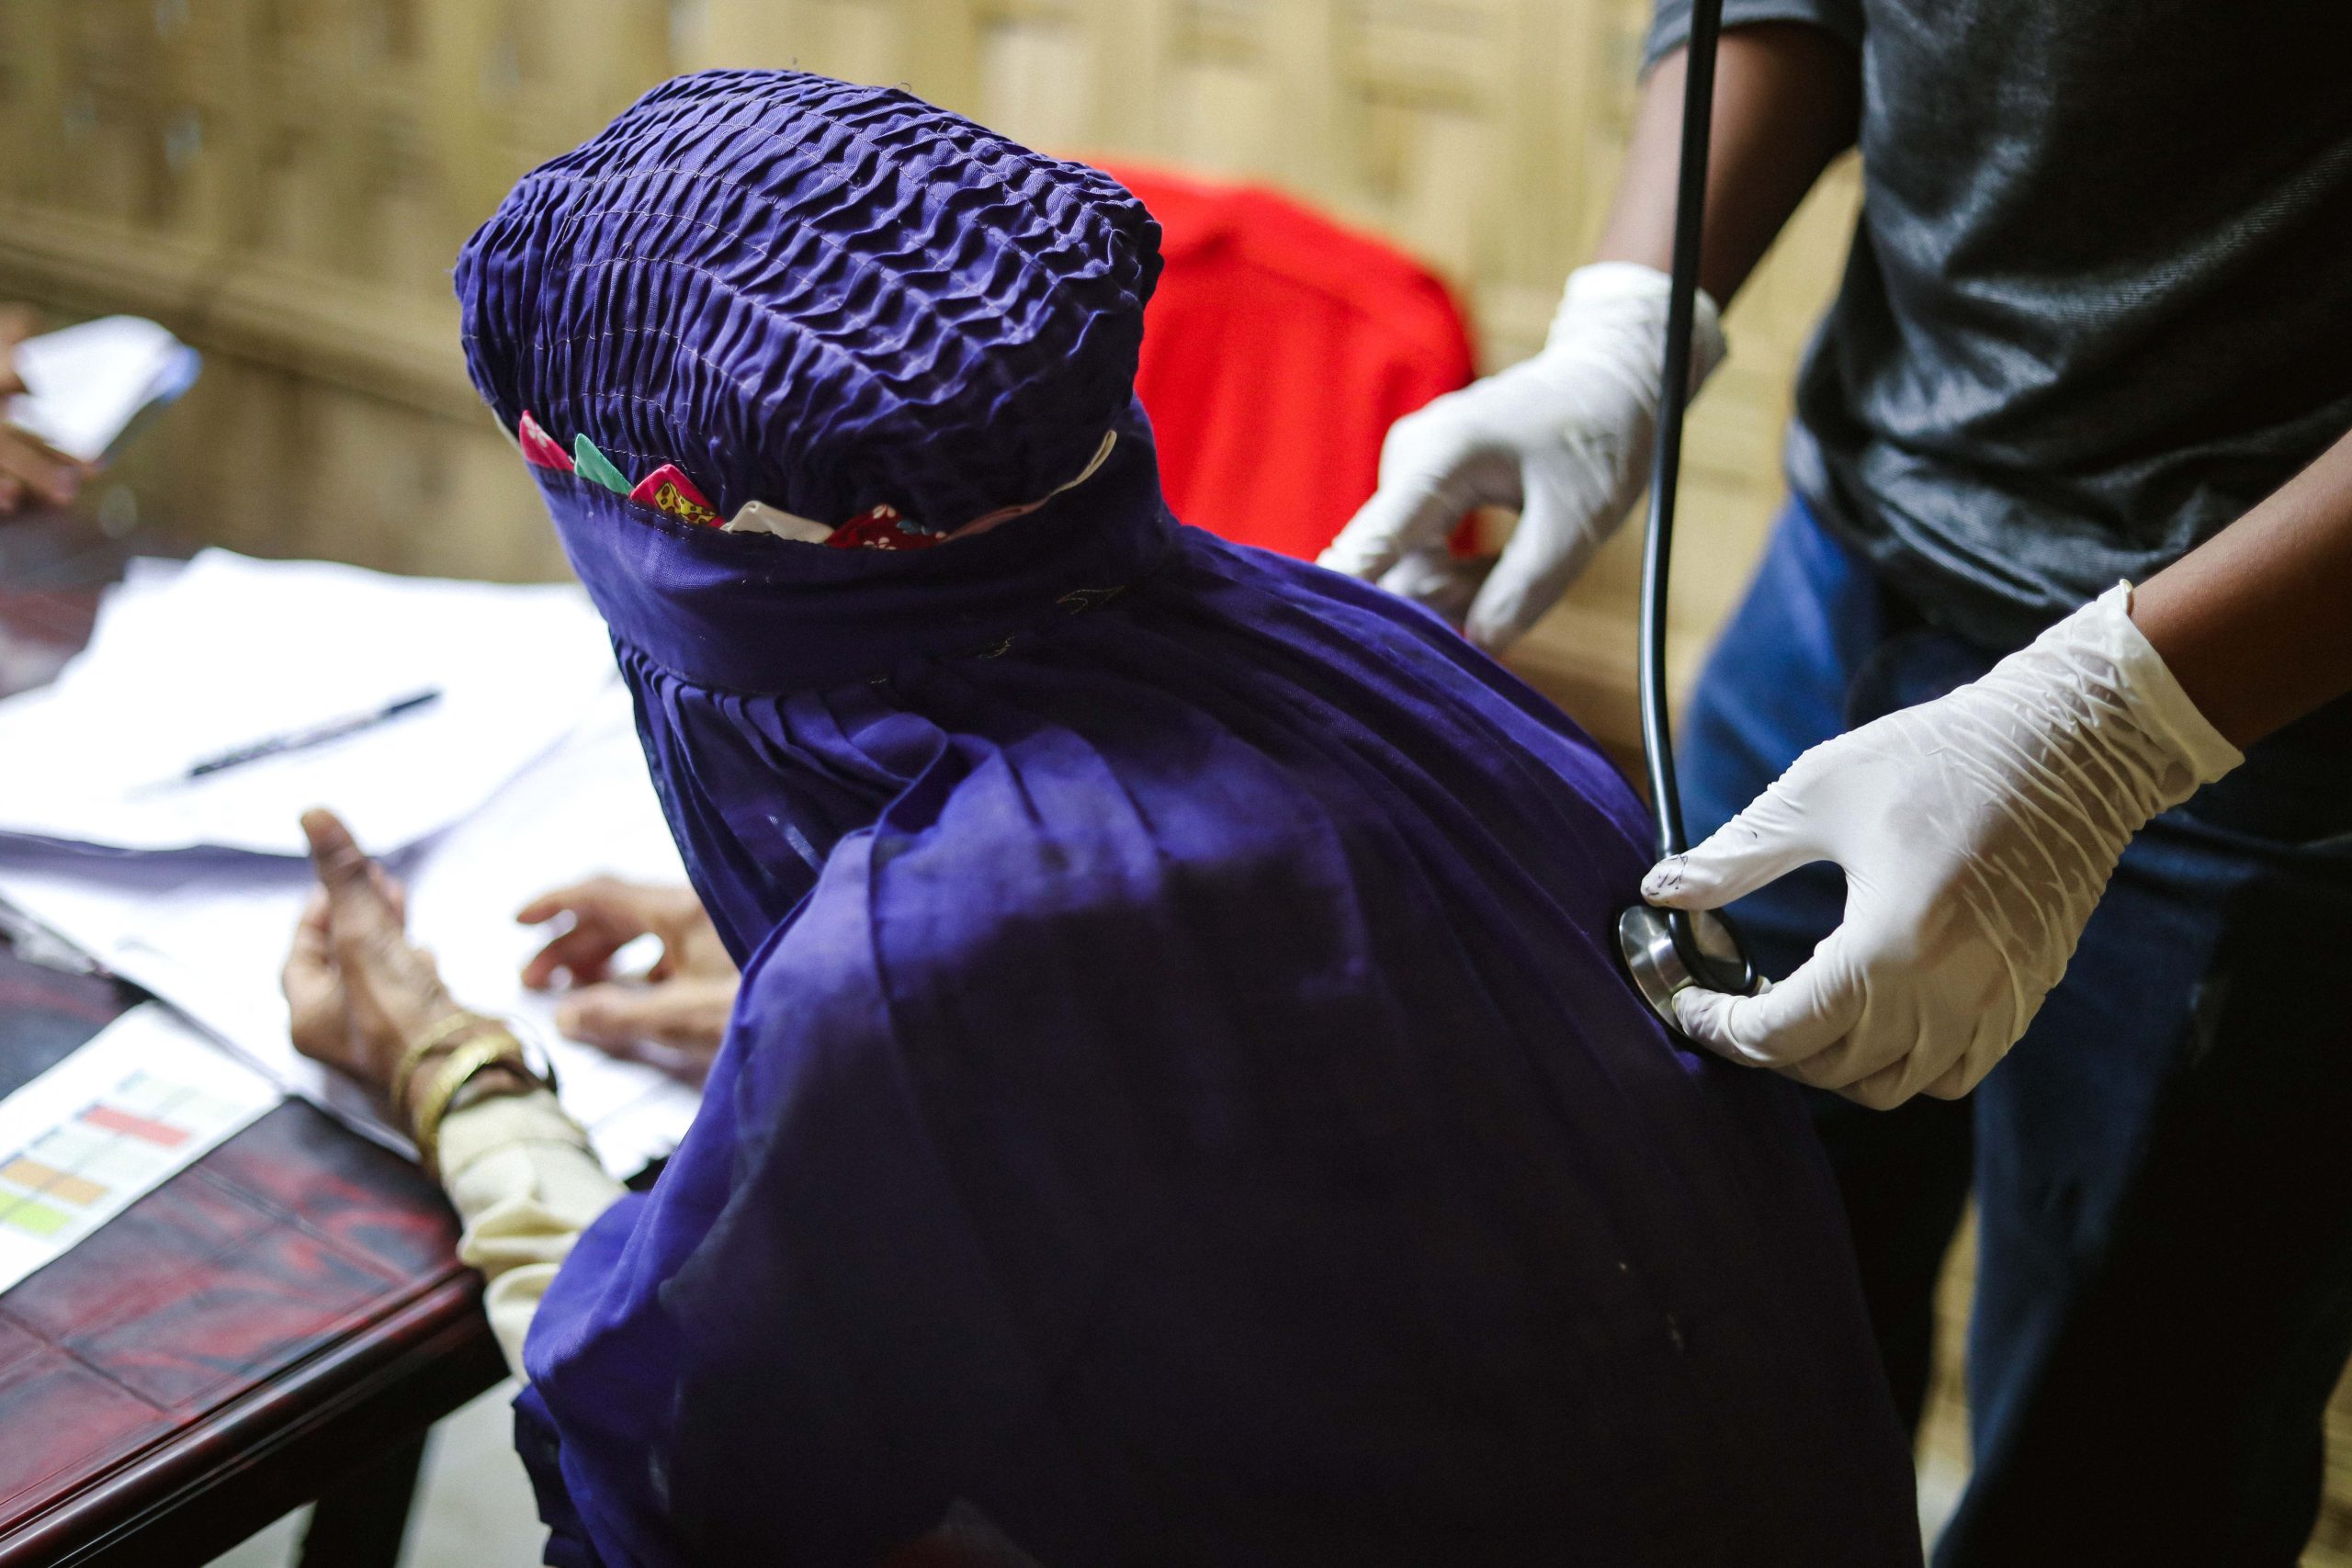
[390,1010,494,1117]
[411,1031,524,1176]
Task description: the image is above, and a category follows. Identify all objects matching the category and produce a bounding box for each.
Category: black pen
[181,689,443,780]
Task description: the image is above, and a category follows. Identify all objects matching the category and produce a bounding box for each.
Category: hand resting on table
[517,878,738,1078]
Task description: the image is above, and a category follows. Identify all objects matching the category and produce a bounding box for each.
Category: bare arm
[1606,28,2351,749]
[1594,22,1862,308]
[2132,429,2352,745]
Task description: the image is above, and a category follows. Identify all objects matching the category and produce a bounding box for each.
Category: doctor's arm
[1647,429,2352,1107]
[2132,425,2352,747]
[1317,21,1859,649]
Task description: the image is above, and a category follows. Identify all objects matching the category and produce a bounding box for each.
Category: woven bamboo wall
[0,0,1859,752]
[1,3,2343,1555]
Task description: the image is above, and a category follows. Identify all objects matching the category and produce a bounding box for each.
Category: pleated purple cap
[454,70,1161,530]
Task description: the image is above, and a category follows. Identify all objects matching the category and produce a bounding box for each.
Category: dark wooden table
[0,512,508,1567]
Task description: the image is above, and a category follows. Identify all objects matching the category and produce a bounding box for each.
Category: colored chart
[0,1003,276,1293]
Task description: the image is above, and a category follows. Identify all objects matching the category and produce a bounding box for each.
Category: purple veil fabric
[456,71,1917,1568]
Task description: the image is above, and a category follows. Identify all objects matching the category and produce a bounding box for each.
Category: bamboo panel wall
[0,0,1857,751]
[1,2,2344,1555]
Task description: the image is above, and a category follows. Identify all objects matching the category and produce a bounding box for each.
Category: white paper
[6,315,199,463]
[0,1002,278,1294]
[0,689,705,1176]
[0,549,618,856]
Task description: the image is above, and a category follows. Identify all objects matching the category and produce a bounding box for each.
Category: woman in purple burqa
[449,69,1916,1568]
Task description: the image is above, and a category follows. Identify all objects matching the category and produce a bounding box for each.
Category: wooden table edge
[0,1265,505,1567]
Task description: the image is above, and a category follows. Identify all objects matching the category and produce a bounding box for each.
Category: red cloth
[1093,161,1476,560]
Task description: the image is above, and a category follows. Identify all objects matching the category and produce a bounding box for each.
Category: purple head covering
[455,72,1917,1568]
[458,69,1155,531]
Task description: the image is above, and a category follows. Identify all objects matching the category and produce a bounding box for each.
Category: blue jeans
[1681,501,2352,1566]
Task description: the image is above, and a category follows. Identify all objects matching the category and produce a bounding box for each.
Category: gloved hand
[1317,261,1725,651]
[1643,584,2242,1109]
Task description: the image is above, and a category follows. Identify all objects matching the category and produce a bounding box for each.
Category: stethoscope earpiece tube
[1630,0,1758,1004]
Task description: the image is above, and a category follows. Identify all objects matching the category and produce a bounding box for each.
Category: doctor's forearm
[1593,22,1860,308]
[2132,426,2352,747]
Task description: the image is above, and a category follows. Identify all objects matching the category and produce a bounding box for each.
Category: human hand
[1317,262,1724,651]
[518,878,737,1076]
[0,308,89,516]
[1642,585,2241,1109]
[283,808,463,1107]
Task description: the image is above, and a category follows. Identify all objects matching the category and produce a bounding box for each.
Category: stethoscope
[1612,0,1766,1028]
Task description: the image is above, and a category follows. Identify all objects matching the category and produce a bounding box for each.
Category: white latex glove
[1642,584,2242,1110]
[1317,261,1725,651]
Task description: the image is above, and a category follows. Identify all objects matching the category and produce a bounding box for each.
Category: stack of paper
[6,315,201,463]
[0,553,706,1177]
[0,550,618,855]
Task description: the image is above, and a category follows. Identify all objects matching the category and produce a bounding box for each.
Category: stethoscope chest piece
[1617,903,1758,1033]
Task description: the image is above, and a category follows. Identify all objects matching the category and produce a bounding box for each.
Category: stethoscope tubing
[1637,0,1756,996]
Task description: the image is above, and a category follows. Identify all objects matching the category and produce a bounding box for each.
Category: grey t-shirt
[1647,0,2352,649]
